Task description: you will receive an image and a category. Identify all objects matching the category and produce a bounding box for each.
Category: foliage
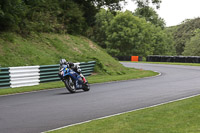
[168,18,200,55]
[104,10,175,57]
[0,0,26,31]
[0,0,162,34]
[152,27,176,55]
[0,0,125,34]
[132,0,162,9]
[92,9,114,48]
[91,0,125,9]
[183,29,200,56]
[21,0,60,33]
[134,7,165,29]
[0,0,176,58]
[74,0,125,27]
[58,0,86,34]
[106,11,154,56]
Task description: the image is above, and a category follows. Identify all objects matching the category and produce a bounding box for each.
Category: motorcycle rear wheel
[82,82,90,91]
[64,77,76,93]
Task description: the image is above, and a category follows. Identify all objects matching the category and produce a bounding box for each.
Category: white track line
[43,93,200,133]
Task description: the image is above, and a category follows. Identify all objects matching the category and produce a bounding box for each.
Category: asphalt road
[1,62,200,133]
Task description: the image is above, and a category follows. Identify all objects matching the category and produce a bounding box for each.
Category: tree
[74,0,125,27]
[151,26,176,55]
[22,0,61,33]
[93,9,114,48]
[105,11,154,57]
[183,29,200,56]
[0,0,126,34]
[134,7,165,29]
[58,0,86,34]
[132,0,162,9]
[104,10,175,57]
[173,18,200,55]
[0,0,26,31]
[79,0,125,10]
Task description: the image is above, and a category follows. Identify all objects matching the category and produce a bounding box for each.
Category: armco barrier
[0,61,96,89]
[9,66,40,88]
[0,67,11,89]
[79,61,96,76]
[146,55,200,63]
[39,64,60,83]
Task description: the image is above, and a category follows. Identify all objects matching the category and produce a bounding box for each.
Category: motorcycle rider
[58,59,86,83]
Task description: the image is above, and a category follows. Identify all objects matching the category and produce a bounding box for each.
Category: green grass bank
[0,32,150,75]
[0,32,157,95]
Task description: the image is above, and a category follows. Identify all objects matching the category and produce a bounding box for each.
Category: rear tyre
[64,77,76,93]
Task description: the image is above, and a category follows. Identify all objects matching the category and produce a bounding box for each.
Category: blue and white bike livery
[61,65,90,93]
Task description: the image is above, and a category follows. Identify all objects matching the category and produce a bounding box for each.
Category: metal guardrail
[9,66,40,88]
[147,55,200,63]
[0,67,11,89]
[80,61,96,76]
[39,64,60,83]
[0,61,96,89]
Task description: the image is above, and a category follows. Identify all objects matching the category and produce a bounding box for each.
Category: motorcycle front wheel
[64,77,76,93]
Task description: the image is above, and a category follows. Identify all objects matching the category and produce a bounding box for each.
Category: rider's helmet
[77,65,81,73]
[60,59,67,65]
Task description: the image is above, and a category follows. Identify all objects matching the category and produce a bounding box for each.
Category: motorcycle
[61,65,90,93]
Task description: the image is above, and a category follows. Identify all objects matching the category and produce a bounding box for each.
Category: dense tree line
[0,0,126,34]
[2,0,199,57]
[166,18,200,55]
[92,9,175,57]
[183,29,200,56]
[0,0,162,34]
[0,0,177,57]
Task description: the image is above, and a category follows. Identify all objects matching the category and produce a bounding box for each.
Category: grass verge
[47,94,200,133]
[0,69,157,96]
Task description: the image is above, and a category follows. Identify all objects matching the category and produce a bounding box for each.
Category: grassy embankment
[0,33,157,95]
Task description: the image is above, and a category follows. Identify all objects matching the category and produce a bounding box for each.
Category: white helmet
[77,66,81,72]
[60,59,67,65]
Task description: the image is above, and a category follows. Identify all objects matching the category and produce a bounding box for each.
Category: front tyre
[82,82,90,91]
[64,77,76,93]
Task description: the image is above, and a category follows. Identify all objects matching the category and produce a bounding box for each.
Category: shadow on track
[55,90,87,95]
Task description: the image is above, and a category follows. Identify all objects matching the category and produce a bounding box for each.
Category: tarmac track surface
[1,62,200,133]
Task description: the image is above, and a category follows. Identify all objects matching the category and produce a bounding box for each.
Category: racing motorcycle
[61,65,90,93]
